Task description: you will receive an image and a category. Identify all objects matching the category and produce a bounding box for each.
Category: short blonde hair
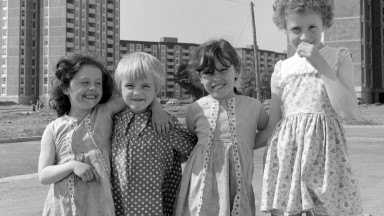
[114,52,165,93]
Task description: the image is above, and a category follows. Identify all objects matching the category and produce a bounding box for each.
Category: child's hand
[297,42,324,71]
[72,161,100,183]
[152,111,174,138]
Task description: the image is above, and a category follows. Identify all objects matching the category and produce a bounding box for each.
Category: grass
[0,103,383,140]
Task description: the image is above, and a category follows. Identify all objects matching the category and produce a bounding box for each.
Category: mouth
[83,94,98,100]
[212,83,225,91]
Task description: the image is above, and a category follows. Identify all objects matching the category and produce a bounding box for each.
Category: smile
[83,95,98,99]
[212,84,225,91]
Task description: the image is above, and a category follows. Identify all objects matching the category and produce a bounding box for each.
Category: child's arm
[254,71,282,150]
[151,98,174,137]
[253,104,269,150]
[298,42,357,120]
[38,127,100,185]
[168,116,197,158]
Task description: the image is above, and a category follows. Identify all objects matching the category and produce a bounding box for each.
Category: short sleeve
[271,60,283,95]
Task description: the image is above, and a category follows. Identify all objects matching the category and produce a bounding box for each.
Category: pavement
[0,125,383,216]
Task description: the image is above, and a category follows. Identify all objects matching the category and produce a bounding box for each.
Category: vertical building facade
[1,0,40,104]
[0,0,120,104]
[120,37,198,100]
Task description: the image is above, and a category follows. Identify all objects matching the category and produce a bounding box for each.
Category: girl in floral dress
[174,39,269,216]
[256,0,363,215]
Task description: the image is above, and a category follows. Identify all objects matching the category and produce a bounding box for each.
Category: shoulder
[236,95,260,106]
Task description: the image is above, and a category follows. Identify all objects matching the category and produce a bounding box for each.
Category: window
[136,44,141,51]
[3,10,7,17]
[1,87,5,95]
[32,59,35,66]
[44,77,48,84]
[31,87,35,94]
[1,48,5,55]
[44,68,48,74]
[32,78,35,85]
[21,29,25,36]
[20,77,24,84]
[22,0,26,7]
[33,22,36,28]
[21,10,25,17]
[1,67,6,74]
[1,77,6,84]
[22,20,25,26]
[2,29,6,36]
[21,58,24,65]
[43,86,47,94]
[20,68,24,74]
[21,49,24,55]
[20,87,24,94]
[32,69,35,75]
[2,59,6,65]
[2,20,7,27]
[44,57,47,65]
[3,1,7,8]
[44,28,48,35]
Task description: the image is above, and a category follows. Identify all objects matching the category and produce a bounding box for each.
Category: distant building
[0,0,120,104]
[236,45,287,75]
[120,37,199,100]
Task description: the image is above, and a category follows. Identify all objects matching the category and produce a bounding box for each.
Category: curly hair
[273,0,334,30]
[49,54,114,117]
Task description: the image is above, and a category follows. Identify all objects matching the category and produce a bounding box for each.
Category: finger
[168,118,174,128]
[163,122,170,136]
[92,168,100,183]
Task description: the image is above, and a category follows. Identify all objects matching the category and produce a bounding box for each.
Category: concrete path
[0,126,383,216]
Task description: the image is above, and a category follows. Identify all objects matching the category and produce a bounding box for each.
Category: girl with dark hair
[174,39,269,215]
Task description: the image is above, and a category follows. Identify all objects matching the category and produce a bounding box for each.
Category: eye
[124,83,134,89]
[81,81,89,85]
[96,82,102,86]
[309,25,317,30]
[143,84,151,89]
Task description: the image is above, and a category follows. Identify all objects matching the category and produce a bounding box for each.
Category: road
[0,126,383,216]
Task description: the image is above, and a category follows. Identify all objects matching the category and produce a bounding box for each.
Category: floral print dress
[261,46,363,216]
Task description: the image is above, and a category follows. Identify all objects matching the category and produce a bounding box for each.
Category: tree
[174,62,205,101]
[239,68,256,98]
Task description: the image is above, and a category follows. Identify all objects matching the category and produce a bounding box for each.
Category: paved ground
[0,126,383,216]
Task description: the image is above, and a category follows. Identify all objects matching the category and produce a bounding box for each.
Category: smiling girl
[174,39,269,216]
[38,54,170,216]
[256,0,363,215]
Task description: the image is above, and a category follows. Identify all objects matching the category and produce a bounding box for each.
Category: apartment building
[0,0,120,104]
[236,46,287,75]
[120,37,198,100]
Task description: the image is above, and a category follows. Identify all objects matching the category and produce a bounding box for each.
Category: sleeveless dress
[42,105,115,216]
[174,95,263,216]
[261,47,363,216]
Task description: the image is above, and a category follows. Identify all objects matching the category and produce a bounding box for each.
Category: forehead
[74,65,102,79]
[286,10,323,27]
[121,75,154,84]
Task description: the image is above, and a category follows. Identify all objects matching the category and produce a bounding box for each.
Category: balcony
[182,55,189,60]
[89,8,96,14]
[67,3,74,9]
[66,42,74,48]
[88,36,95,41]
[107,13,114,18]
[107,38,113,44]
[107,21,113,27]
[107,4,114,10]
[107,48,113,53]
[167,75,174,79]
[89,17,95,23]
[66,32,74,38]
[67,13,74,19]
[107,57,114,62]
[88,46,95,51]
[107,30,113,35]
[167,55,174,59]
[66,23,74,28]
[88,27,95,32]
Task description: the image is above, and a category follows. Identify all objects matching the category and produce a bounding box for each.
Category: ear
[62,87,69,95]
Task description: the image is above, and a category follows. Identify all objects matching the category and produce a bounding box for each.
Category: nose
[300,31,310,42]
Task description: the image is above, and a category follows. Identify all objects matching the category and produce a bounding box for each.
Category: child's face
[121,76,156,114]
[200,57,237,100]
[285,10,324,50]
[63,65,103,116]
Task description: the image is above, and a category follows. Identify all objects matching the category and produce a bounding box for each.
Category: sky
[120,0,287,53]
